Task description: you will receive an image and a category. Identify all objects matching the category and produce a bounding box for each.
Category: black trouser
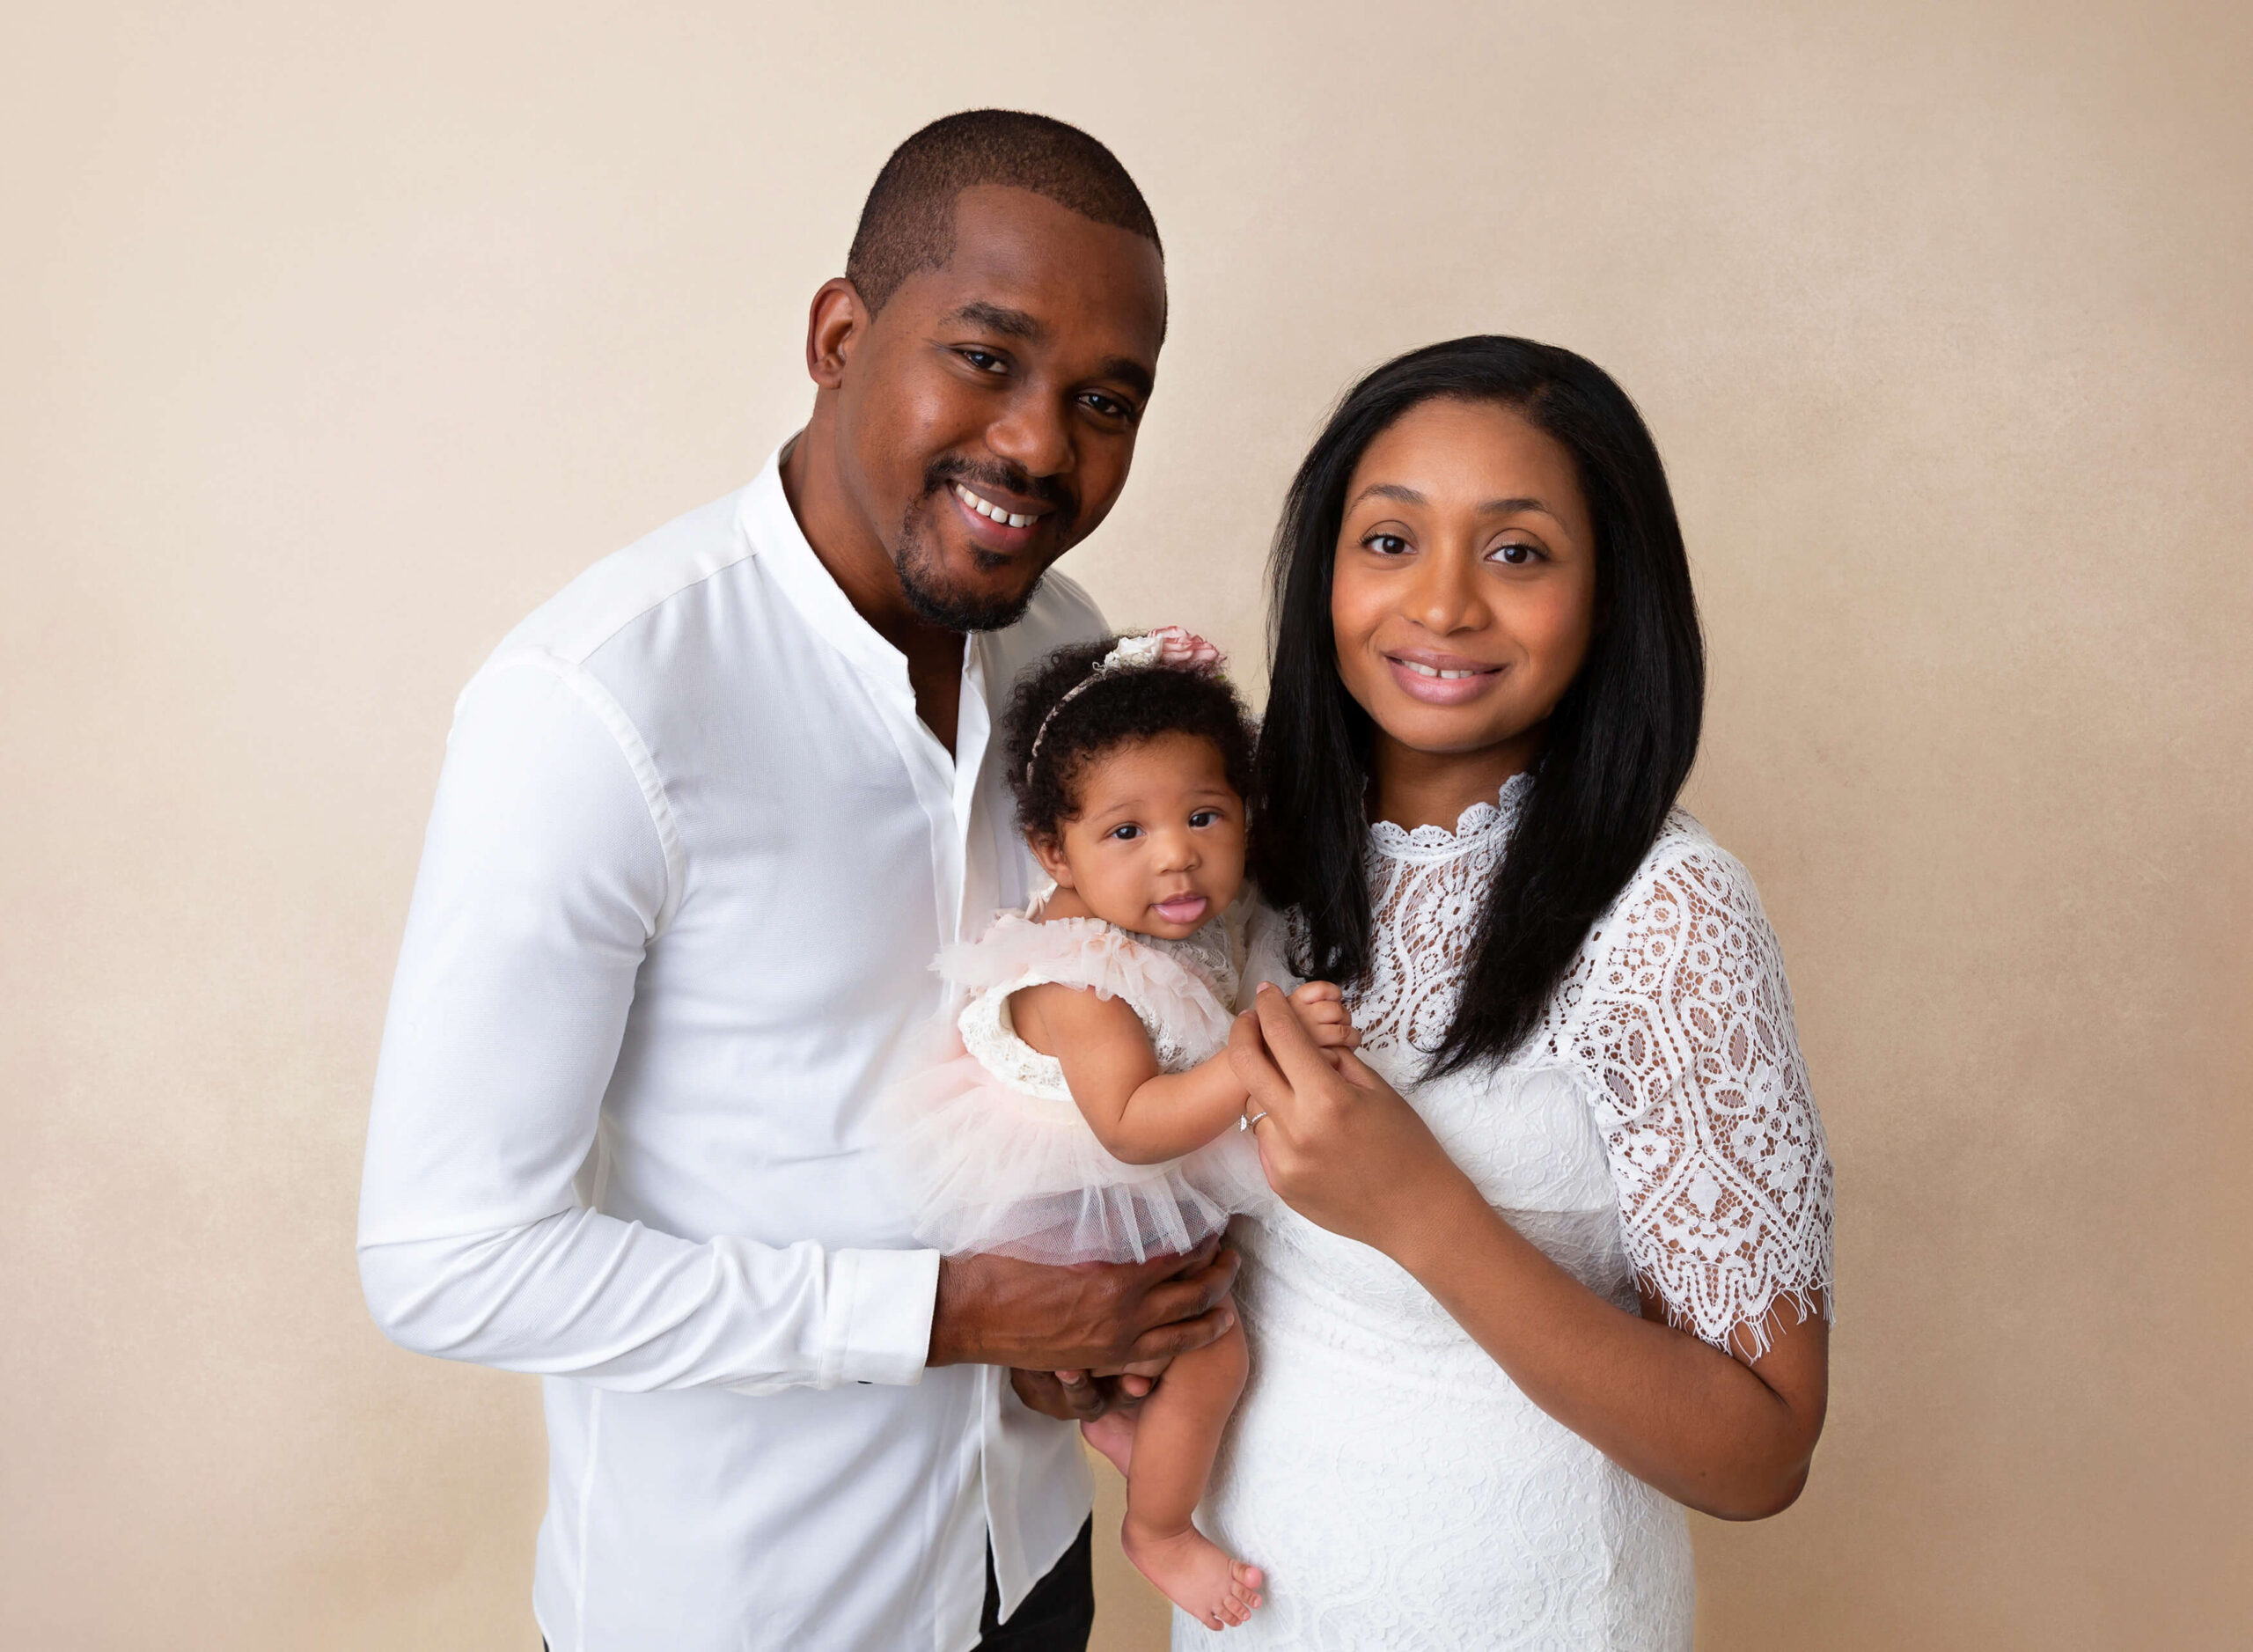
[539,1517,1095,1651]
[976,1517,1096,1651]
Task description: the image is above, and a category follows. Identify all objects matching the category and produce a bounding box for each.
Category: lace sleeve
[1546,823,1834,1359]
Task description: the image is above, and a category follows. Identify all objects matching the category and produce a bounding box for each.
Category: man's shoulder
[989,569,1108,673]
[486,487,762,673]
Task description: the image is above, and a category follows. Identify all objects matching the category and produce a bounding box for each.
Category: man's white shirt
[358,446,1105,1651]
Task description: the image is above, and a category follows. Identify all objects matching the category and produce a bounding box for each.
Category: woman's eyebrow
[1348,483,1558,521]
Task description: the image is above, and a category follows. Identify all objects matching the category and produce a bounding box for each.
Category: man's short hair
[845,110,1163,316]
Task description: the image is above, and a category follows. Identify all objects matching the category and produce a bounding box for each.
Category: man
[358,110,1237,1652]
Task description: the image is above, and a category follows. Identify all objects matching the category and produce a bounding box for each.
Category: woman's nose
[1403,541,1489,635]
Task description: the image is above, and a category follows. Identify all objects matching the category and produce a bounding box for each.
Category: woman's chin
[1368,698,1534,758]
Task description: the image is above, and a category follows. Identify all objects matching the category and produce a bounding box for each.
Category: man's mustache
[923,456,1078,536]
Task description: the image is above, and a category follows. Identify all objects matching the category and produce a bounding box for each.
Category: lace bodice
[1352,775,1833,1354]
[1179,783,1831,1649]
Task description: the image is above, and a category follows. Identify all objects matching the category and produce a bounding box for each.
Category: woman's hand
[1231,983,1476,1257]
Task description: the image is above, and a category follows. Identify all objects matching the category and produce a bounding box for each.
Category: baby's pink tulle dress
[878,900,1272,1266]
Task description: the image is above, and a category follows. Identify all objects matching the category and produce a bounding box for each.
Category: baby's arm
[1012,980,1358,1166]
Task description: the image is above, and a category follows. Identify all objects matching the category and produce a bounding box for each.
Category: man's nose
[985,388,1075,479]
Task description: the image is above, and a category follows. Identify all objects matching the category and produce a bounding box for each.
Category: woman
[1185,337,1833,1648]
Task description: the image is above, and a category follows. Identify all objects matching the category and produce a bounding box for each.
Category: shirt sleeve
[356,655,939,1394]
[1551,833,1835,1360]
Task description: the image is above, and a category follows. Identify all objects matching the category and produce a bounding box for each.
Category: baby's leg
[1119,1311,1263,1630]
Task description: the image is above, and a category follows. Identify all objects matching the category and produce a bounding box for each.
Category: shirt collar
[738,440,922,694]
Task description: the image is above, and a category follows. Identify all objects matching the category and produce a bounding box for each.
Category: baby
[880,628,1356,1630]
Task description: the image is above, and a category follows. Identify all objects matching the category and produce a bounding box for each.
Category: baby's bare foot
[1121,1517,1264,1630]
[1080,1411,1135,1477]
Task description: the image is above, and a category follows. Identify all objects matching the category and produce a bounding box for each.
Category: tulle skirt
[880,1046,1272,1266]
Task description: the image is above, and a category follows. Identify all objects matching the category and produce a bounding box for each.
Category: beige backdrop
[5,1,2249,1648]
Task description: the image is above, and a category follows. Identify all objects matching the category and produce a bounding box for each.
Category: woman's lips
[1152,894,1209,925]
[1383,653,1503,705]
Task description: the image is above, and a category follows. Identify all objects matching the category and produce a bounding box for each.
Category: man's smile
[951,481,1045,529]
[936,474,1068,562]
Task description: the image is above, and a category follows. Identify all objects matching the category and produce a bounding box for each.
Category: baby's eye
[1189,809,1222,828]
[1107,823,1142,841]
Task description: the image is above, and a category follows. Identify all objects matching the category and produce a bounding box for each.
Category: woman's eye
[1490,540,1540,566]
[1364,532,1410,555]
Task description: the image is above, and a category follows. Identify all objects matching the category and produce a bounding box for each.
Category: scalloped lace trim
[1367,772,1532,863]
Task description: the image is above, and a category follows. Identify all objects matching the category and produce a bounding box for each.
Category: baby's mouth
[1151,893,1209,926]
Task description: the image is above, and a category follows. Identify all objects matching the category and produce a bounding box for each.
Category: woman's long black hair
[1251,336,1705,1075]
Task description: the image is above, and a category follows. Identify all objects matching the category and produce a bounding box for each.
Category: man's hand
[929,1237,1239,1376]
[1008,1367,1152,1423]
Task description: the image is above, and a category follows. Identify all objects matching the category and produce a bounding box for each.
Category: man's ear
[804,278,868,387]
[1029,832,1075,889]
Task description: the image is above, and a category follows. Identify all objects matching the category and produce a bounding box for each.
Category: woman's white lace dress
[1180,777,1833,1650]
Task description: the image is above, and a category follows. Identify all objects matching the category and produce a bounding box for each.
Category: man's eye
[1081,391,1137,422]
[959,349,1008,373]
[1364,532,1410,555]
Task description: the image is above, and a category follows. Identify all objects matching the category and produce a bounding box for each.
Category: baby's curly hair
[1004,636,1258,844]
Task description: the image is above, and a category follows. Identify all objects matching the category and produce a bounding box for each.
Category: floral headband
[1024,626,1226,783]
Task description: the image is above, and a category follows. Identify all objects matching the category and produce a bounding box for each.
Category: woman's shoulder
[1598,810,1772,940]
[1552,810,1787,1027]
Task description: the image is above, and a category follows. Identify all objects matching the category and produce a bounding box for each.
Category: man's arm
[356,657,936,1393]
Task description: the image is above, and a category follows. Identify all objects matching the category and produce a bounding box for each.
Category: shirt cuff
[823,1246,942,1388]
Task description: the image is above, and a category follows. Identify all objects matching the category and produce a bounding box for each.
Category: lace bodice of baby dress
[877,896,1268,1267]
[1179,775,1834,1652]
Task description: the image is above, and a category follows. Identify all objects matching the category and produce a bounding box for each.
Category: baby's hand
[1288,980,1361,1055]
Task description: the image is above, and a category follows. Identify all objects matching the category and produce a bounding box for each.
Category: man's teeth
[953,483,1038,529]
[1402,660,1487,679]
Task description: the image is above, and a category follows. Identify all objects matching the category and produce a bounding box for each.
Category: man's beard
[892,459,1075,633]
[894,518,1043,631]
